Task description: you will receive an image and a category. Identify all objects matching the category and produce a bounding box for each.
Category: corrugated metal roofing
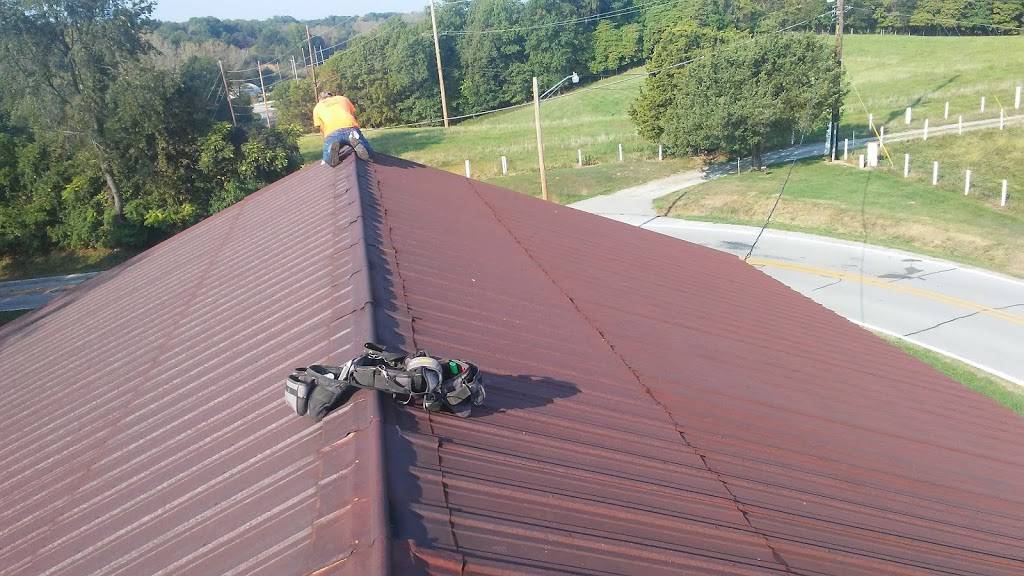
[0,159,387,576]
[3,151,1023,576]
[363,155,1024,575]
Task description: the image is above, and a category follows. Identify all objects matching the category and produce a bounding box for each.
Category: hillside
[357,34,1024,202]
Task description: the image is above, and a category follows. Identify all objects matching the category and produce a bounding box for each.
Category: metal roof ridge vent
[313,159,391,575]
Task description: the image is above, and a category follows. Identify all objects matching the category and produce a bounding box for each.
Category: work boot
[349,131,371,161]
[328,140,341,167]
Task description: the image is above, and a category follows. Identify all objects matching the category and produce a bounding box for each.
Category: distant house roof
[2,154,1023,575]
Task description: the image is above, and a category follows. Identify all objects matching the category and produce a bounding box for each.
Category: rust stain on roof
[2,152,1023,575]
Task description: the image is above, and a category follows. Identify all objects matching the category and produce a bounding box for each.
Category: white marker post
[958,115,963,135]
[465,159,471,178]
[923,119,929,141]
[980,96,986,113]
[658,144,663,161]
[618,143,623,162]
[933,161,939,185]
[577,149,583,167]
[1016,86,1022,110]
[880,125,885,143]
[501,155,508,175]
[1002,180,1009,207]
[904,154,910,178]
[859,154,865,169]
[843,138,848,160]
[944,101,949,119]
[737,158,741,174]
[1000,108,1005,130]
[905,107,912,124]
[964,170,971,195]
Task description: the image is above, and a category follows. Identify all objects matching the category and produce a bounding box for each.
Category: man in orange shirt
[313,91,372,166]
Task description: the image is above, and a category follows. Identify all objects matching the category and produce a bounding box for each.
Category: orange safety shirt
[313,95,360,135]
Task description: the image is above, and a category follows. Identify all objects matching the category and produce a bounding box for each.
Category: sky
[152,0,428,22]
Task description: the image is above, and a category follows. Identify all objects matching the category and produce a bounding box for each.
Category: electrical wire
[436,0,677,36]
[744,133,805,262]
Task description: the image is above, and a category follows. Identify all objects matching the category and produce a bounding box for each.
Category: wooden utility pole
[429,0,450,128]
[828,0,844,161]
[217,59,236,126]
[290,56,298,80]
[257,60,271,127]
[532,77,549,201]
[305,25,319,98]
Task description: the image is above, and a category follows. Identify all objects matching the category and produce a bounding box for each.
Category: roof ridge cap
[307,159,390,575]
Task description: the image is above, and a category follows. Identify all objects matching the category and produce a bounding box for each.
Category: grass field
[319,35,1023,202]
[875,125,1024,203]
[887,336,1024,417]
[0,248,136,282]
[0,309,29,327]
[841,35,1024,136]
[369,71,649,176]
[654,155,1024,276]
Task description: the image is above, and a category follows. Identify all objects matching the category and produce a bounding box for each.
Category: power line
[744,134,805,262]
[436,0,681,36]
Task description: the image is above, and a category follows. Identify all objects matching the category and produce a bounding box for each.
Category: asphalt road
[571,120,1024,385]
[608,217,1024,385]
[0,272,98,312]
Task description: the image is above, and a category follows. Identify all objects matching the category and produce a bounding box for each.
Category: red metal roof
[2,152,1023,576]
[0,160,387,576]
[364,155,1024,575]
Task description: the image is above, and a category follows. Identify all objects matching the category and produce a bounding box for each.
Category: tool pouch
[284,368,313,417]
[306,365,355,423]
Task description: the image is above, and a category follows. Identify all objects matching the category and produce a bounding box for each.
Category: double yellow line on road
[747,258,1024,326]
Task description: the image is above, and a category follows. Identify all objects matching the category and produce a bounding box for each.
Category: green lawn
[0,309,29,327]
[299,133,322,164]
[361,71,667,200]
[841,35,1024,136]
[654,157,1024,277]
[0,248,137,282]
[877,126,1024,205]
[886,336,1024,417]
[341,35,1023,201]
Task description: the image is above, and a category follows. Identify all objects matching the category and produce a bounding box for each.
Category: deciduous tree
[631,32,845,168]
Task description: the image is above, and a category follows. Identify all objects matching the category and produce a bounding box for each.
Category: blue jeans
[322,128,373,162]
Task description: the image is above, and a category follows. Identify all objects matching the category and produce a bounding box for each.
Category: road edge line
[850,319,1024,388]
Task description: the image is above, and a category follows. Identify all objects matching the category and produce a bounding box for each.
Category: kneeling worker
[314,91,372,166]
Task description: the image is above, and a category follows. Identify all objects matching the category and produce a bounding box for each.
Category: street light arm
[540,72,580,100]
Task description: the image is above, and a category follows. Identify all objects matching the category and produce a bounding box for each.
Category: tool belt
[284,342,486,422]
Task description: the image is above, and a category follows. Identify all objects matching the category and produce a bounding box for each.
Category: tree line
[269,0,1019,131]
[1,0,1018,267]
[0,1,302,262]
